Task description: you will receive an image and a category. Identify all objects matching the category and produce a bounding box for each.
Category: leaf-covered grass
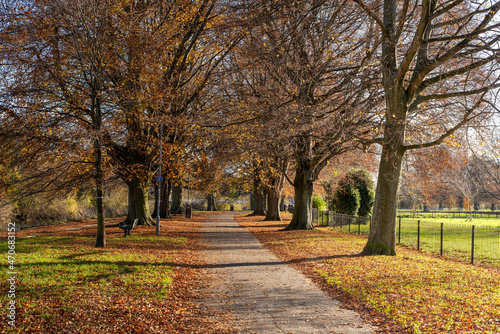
[0,215,233,334]
[237,214,500,334]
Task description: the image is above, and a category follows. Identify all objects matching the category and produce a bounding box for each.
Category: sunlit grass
[0,235,183,332]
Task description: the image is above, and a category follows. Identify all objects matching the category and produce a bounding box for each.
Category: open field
[397,210,500,227]
[238,213,500,334]
[0,215,232,334]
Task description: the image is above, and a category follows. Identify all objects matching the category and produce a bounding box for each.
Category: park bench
[118,219,138,237]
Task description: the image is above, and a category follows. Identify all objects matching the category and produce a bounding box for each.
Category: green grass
[0,235,184,332]
[396,219,500,267]
[397,210,500,225]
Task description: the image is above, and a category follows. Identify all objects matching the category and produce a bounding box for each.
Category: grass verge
[1,215,232,334]
[237,214,500,334]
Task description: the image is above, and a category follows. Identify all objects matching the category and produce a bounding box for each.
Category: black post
[471,225,475,264]
[417,220,420,251]
[440,222,443,256]
[358,218,361,235]
[398,218,401,244]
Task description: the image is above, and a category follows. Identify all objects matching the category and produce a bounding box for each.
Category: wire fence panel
[312,209,500,268]
[472,226,500,267]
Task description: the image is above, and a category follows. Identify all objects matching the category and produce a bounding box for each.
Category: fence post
[398,218,401,244]
[358,218,361,235]
[417,220,420,251]
[471,225,475,264]
[440,223,443,256]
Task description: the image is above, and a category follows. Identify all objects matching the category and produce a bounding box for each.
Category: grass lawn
[0,215,232,334]
[238,213,500,334]
[315,211,500,267]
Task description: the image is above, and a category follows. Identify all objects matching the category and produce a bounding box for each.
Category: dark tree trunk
[265,188,281,221]
[126,178,154,225]
[285,161,315,230]
[253,191,266,215]
[250,193,255,211]
[207,193,216,211]
[170,183,182,213]
[152,180,172,219]
[280,196,285,211]
[161,181,172,218]
[251,167,266,215]
[92,87,105,247]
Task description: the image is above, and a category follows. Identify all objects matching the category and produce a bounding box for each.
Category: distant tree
[237,0,381,229]
[312,194,327,211]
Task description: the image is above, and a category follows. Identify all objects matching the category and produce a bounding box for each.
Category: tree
[99,0,246,225]
[0,0,122,247]
[235,0,381,229]
[355,0,500,255]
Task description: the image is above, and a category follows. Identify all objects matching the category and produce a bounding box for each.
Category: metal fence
[313,209,371,235]
[312,209,500,267]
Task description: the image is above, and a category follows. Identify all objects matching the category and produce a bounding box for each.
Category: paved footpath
[198,212,376,334]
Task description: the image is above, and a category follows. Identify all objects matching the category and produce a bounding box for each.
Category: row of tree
[1,0,499,255]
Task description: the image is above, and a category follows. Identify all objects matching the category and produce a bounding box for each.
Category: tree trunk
[153,180,172,219]
[265,188,281,221]
[252,191,266,215]
[126,178,154,225]
[362,1,407,254]
[170,183,182,213]
[207,193,216,211]
[250,166,266,215]
[92,86,105,247]
[363,125,405,255]
[280,196,285,211]
[285,162,315,230]
[250,193,255,211]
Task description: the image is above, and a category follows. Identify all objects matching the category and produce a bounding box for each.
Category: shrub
[331,181,360,215]
[347,169,375,217]
[330,169,374,216]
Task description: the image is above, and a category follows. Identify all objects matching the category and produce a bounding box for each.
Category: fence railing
[312,208,500,267]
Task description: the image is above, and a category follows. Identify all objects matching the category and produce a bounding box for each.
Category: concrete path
[199,212,376,333]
